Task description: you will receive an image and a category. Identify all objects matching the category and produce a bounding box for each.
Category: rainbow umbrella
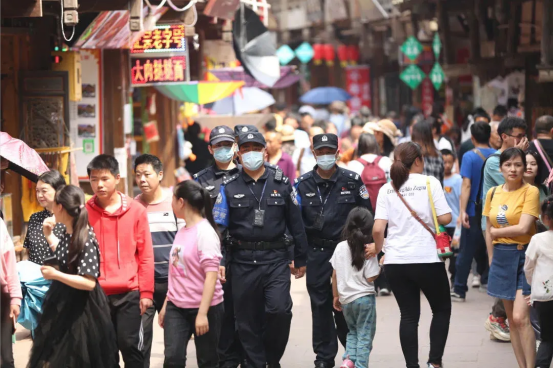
[155,81,245,105]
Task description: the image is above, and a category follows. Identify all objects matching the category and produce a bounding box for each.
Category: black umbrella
[232,4,280,88]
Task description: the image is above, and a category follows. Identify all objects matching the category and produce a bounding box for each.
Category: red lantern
[323,44,335,67]
[347,45,360,65]
[337,45,348,67]
[313,44,324,65]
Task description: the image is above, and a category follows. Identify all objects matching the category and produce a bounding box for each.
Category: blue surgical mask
[213,146,234,163]
[241,151,264,171]
[316,154,337,170]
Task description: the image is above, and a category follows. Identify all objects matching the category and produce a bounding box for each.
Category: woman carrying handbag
[371,142,453,368]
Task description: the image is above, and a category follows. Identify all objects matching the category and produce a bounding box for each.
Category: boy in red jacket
[86,154,154,367]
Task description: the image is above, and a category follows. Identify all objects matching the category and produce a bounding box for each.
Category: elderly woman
[23,170,66,265]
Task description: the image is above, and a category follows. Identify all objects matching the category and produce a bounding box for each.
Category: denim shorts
[487,243,531,301]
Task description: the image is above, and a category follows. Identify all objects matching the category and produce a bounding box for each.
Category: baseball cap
[312,133,338,150]
[234,125,259,137]
[209,126,235,145]
[238,131,266,147]
[298,105,316,117]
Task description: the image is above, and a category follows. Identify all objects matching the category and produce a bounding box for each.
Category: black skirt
[28,280,118,368]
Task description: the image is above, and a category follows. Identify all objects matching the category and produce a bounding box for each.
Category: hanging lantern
[323,44,335,67]
[313,44,324,65]
[347,45,360,65]
[337,45,348,68]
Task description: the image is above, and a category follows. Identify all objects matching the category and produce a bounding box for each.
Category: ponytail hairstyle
[54,185,89,272]
[342,207,374,271]
[173,180,221,240]
[541,195,553,222]
[390,142,423,190]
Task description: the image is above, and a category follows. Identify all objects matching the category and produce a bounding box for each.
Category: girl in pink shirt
[1,217,22,368]
[159,180,224,368]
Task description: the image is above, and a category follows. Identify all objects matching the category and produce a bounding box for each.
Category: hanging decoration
[337,45,348,68]
[323,44,335,67]
[347,45,359,65]
[313,44,324,65]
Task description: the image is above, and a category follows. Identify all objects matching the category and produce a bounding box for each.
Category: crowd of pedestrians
[1,102,553,369]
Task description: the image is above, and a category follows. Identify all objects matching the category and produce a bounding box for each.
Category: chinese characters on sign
[346,66,371,113]
[131,25,186,53]
[131,56,187,85]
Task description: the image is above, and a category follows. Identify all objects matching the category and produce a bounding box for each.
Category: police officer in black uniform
[294,133,373,368]
[213,131,308,368]
[194,125,244,368]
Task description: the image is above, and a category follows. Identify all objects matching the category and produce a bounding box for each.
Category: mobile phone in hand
[43,255,60,271]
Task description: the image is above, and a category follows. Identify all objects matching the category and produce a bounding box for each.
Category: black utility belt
[308,236,339,249]
[229,240,288,251]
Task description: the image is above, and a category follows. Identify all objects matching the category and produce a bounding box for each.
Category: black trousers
[141,281,168,368]
[535,300,553,368]
[306,247,348,367]
[218,265,244,367]
[385,263,452,368]
[0,292,14,368]
[108,290,145,368]
[163,301,224,368]
[231,261,292,368]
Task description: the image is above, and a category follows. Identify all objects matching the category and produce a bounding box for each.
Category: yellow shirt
[482,183,540,245]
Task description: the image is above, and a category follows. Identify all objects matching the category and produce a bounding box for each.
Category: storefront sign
[433,33,442,59]
[131,56,188,86]
[400,36,423,61]
[429,63,445,90]
[69,49,103,180]
[400,64,425,90]
[346,65,371,113]
[131,25,186,53]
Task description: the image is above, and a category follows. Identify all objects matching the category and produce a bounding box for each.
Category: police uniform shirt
[213,163,308,267]
[295,165,373,241]
[194,164,241,204]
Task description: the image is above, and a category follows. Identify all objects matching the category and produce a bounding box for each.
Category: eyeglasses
[504,133,526,140]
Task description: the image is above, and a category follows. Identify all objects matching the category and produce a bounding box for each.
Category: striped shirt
[135,189,185,282]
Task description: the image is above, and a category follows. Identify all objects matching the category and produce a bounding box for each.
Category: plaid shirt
[423,155,444,186]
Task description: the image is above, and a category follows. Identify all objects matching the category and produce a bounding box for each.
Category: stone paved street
[13,274,519,368]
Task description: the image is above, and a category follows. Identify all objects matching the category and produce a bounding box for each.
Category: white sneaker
[471,275,481,288]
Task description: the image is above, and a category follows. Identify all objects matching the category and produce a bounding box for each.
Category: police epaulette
[193,168,209,179]
[294,171,312,184]
[223,173,239,185]
[341,168,360,181]
[274,168,283,182]
[283,176,289,184]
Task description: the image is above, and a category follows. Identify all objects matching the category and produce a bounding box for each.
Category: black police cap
[313,133,339,150]
[238,131,266,147]
[234,125,259,137]
[210,126,235,145]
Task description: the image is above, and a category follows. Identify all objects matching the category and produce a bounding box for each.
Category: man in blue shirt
[452,122,497,303]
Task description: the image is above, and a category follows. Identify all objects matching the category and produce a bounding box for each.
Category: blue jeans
[453,216,488,297]
[342,294,376,368]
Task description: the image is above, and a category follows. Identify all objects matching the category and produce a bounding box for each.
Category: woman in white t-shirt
[371,141,453,368]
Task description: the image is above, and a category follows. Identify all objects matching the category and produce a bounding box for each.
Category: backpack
[358,156,387,210]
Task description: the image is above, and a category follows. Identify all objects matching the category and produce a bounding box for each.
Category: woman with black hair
[483,148,540,368]
[412,120,445,185]
[372,142,452,368]
[524,150,549,204]
[28,185,117,367]
[159,180,224,368]
[23,170,66,265]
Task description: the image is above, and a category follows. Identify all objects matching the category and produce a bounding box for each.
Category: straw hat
[362,122,380,134]
[280,124,295,142]
[376,119,402,145]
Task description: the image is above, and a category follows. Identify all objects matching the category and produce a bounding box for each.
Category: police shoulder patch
[283,176,289,184]
[291,187,299,206]
[359,184,370,200]
[274,168,283,182]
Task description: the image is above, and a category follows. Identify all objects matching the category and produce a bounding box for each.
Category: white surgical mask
[316,155,336,170]
[213,146,234,163]
[241,151,264,171]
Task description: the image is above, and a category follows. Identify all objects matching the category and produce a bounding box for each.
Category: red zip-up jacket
[86,193,154,300]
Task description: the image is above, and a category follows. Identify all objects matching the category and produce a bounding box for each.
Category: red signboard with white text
[131,56,187,86]
[346,65,371,114]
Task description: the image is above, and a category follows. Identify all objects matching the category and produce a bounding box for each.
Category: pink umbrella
[0,132,49,182]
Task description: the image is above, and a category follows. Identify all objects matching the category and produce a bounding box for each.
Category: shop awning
[154,81,245,104]
[208,66,300,89]
[73,7,167,49]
